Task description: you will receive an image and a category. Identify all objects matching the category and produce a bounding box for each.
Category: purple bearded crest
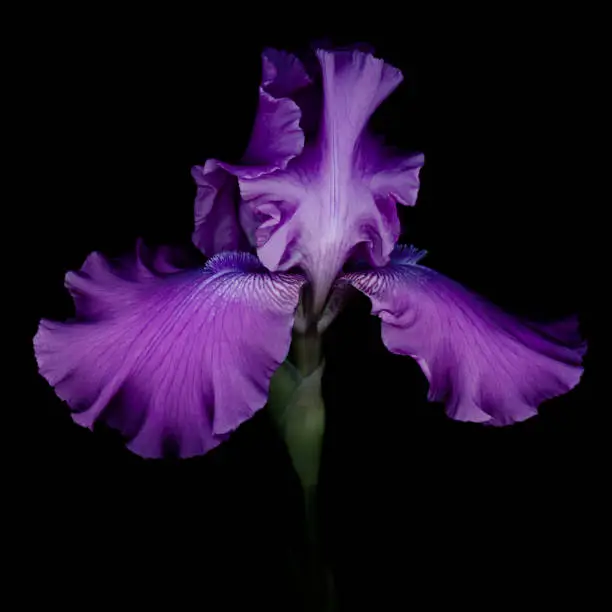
[34,47,586,458]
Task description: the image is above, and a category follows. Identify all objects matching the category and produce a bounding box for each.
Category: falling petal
[342,246,586,425]
[34,244,305,458]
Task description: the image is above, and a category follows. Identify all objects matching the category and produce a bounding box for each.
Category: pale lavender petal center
[238,50,424,314]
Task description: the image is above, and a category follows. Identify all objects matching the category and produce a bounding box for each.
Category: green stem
[267,334,339,610]
[291,329,323,377]
[303,485,338,611]
[269,361,325,492]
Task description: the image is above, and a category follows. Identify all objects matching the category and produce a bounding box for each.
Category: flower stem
[267,334,339,609]
[291,328,323,377]
[303,485,338,611]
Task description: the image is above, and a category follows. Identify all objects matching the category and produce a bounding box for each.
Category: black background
[20,13,601,611]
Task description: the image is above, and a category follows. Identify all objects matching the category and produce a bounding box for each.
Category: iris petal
[34,242,305,458]
[342,246,586,425]
[191,160,248,255]
[191,49,310,255]
[218,88,304,179]
[238,50,424,312]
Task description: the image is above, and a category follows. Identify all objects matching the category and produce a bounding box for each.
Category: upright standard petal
[260,48,313,98]
[34,244,305,458]
[191,160,249,255]
[342,246,586,425]
[191,49,310,255]
[238,50,424,312]
[218,88,304,179]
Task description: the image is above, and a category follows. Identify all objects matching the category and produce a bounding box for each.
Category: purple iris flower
[34,47,586,460]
